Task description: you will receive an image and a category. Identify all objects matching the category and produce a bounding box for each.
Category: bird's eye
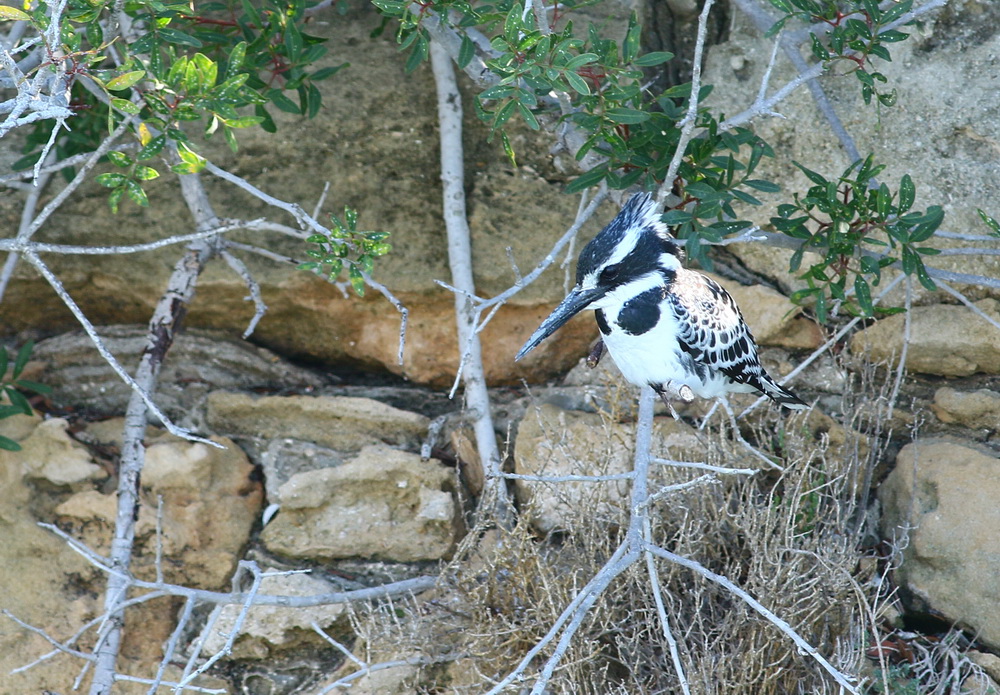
[599,263,621,284]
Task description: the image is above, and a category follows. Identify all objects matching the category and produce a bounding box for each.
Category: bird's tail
[759,374,808,410]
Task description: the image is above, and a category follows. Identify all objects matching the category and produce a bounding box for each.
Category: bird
[515,192,807,412]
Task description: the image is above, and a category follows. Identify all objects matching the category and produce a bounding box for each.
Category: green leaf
[5,387,32,415]
[224,116,263,128]
[633,51,674,66]
[134,166,159,181]
[125,180,149,207]
[0,436,21,452]
[107,187,124,213]
[564,70,591,95]
[909,205,944,242]
[458,34,475,69]
[13,379,49,394]
[517,102,539,130]
[854,275,873,316]
[977,208,1000,237]
[404,32,428,73]
[12,341,33,379]
[604,107,650,125]
[111,97,141,114]
[159,27,203,47]
[108,151,133,168]
[898,174,915,212]
[136,134,165,161]
[0,346,7,379]
[622,14,641,63]
[565,165,608,194]
[793,161,828,186]
[228,41,247,77]
[662,209,692,225]
[96,173,127,188]
[500,131,517,167]
[348,264,365,296]
[878,29,909,43]
[0,6,31,21]
[107,70,146,91]
[743,179,780,193]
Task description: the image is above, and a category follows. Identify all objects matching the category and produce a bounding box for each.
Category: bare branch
[431,38,509,526]
[221,250,268,339]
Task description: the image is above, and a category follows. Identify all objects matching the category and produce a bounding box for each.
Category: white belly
[600,315,754,399]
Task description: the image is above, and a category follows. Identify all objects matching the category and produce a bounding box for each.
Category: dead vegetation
[341,360,995,694]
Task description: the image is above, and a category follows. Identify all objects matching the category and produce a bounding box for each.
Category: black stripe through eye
[599,263,621,285]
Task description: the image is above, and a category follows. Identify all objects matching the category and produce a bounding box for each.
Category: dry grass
[344,364,995,694]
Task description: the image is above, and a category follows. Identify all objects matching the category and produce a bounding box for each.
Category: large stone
[850,300,1000,376]
[932,387,1000,430]
[14,417,104,487]
[0,417,105,694]
[513,403,707,533]
[262,445,458,562]
[206,392,430,453]
[200,570,350,661]
[879,440,1000,650]
[29,326,324,419]
[55,428,264,589]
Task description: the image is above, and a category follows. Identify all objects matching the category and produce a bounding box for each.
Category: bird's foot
[653,381,694,421]
[659,380,694,403]
[585,339,605,369]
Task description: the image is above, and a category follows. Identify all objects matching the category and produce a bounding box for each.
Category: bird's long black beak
[515,286,606,361]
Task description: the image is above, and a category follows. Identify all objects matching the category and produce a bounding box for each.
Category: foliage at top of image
[4,0,392,287]
[371,0,946,322]
[12,0,343,196]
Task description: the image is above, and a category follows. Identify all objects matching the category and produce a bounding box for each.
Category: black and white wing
[668,270,807,409]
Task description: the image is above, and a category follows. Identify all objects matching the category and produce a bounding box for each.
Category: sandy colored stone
[200,570,350,660]
[879,440,1000,650]
[850,300,1000,376]
[55,433,263,589]
[262,445,458,562]
[206,392,430,452]
[513,403,705,533]
[0,424,103,693]
[16,417,104,486]
[932,387,1000,429]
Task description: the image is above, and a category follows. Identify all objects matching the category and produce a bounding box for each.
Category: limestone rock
[207,392,429,452]
[30,326,324,419]
[513,403,705,533]
[55,430,263,589]
[200,570,350,661]
[932,387,1000,430]
[0,422,103,693]
[850,300,1000,376]
[262,445,458,562]
[879,440,1000,650]
[16,417,104,487]
[319,655,421,695]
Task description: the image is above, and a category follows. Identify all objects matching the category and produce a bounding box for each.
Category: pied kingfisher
[516,192,807,411]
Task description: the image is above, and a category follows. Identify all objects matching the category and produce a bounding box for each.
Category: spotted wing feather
[668,270,807,409]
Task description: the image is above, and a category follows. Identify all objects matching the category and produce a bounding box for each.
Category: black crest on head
[576,193,681,284]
